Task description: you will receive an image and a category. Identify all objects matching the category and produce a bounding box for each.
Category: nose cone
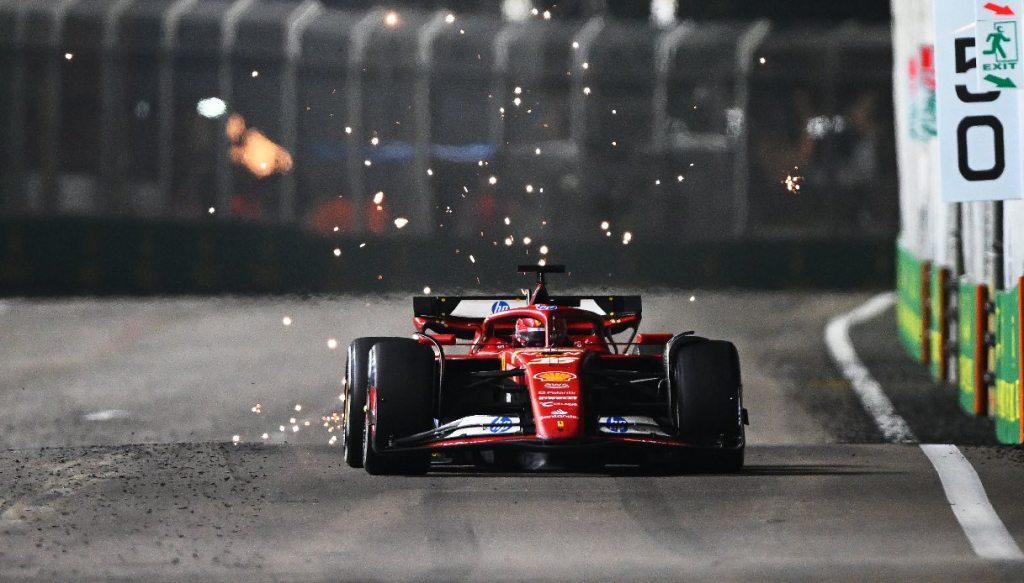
[518,351,584,439]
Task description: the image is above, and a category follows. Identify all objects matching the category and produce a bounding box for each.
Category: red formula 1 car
[341,265,748,475]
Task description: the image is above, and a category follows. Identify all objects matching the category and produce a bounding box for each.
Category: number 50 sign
[935,0,1024,201]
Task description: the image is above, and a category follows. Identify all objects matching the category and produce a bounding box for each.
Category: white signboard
[975,0,1024,90]
[935,0,1024,201]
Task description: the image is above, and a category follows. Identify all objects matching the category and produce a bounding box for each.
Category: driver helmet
[514,317,545,347]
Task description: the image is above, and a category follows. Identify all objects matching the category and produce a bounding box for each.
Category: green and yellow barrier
[993,278,1023,444]
[897,244,930,364]
[959,281,989,416]
[930,266,951,381]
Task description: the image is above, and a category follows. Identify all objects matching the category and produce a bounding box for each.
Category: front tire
[342,337,391,468]
[669,338,745,473]
[362,338,435,475]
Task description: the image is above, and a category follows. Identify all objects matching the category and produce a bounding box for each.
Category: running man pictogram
[985,24,1013,60]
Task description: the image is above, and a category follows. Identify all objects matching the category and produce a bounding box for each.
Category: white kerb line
[824,292,916,443]
[825,292,1024,560]
[921,444,1024,560]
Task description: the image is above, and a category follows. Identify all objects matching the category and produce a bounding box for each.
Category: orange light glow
[225,113,293,178]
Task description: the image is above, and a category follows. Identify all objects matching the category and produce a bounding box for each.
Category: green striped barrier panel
[994,282,1022,444]
[897,244,927,363]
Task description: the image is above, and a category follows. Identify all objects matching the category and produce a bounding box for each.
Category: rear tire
[342,337,391,468]
[669,338,745,473]
[363,338,435,475]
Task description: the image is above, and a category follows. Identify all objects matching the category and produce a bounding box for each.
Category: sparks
[208,207,215,214]
[384,11,399,27]
[783,172,803,193]
[525,184,534,193]
[488,176,497,185]
[581,62,589,69]
[583,86,591,95]
[394,217,409,229]
[250,70,259,78]
[504,216,511,225]
[513,97,522,107]
[294,404,302,412]
[261,433,269,440]
[572,41,579,49]
[423,286,431,294]
[445,13,455,23]
[64,52,74,61]
[327,338,338,350]
[469,254,476,264]
[538,258,547,266]
[345,126,352,134]
[364,159,372,167]
[759,57,766,64]
[426,168,433,176]
[689,295,696,302]
[600,221,609,230]
[282,316,292,326]
[370,136,379,146]
[504,237,514,246]
[523,237,532,245]
[622,231,633,245]
[333,248,341,257]
[542,10,551,19]
[232,435,240,443]
[373,191,384,204]
[539,245,549,255]
[514,86,522,95]
[535,147,541,155]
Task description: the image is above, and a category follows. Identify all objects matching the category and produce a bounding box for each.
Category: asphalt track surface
[2,292,1023,581]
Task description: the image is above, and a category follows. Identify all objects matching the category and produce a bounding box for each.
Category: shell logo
[533,371,577,382]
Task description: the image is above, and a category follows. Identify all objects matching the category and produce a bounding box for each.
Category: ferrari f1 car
[341,265,748,475]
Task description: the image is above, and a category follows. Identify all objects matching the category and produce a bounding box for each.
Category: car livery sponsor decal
[533,371,577,382]
[530,356,578,364]
[607,416,629,433]
[543,382,571,389]
[489,415,514,433]
[540,399,577,407]
[490,300,511,314]
[596,416,670,436]
[542,408,578,420]
[534,304,557,310]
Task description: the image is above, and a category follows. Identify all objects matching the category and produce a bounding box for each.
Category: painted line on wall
[825,292,1023,560]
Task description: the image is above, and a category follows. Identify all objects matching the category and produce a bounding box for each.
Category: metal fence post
[3,0,28,213]
[569,16,604,149]
[158,0,197,216]
[100,0,134,216]
[413,10,448,237]
[652,22,691,152]
[345,8,383,235]
[732,19,770,237]
[216,0,256,218]
[279,0,321,224]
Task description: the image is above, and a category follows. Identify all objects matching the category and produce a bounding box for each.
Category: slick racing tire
[343,337,392,468]
[363,338,435,475]
[669,338,744,473]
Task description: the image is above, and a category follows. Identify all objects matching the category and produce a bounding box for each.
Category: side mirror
[417,333,457,346]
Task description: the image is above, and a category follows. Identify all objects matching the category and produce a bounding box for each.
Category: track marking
[921,444,1024,560]
[82,409,131,422]
[824,292,916,443]
[826,293,1024,560]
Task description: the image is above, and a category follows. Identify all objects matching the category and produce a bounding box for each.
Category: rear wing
[413,295,642,319]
